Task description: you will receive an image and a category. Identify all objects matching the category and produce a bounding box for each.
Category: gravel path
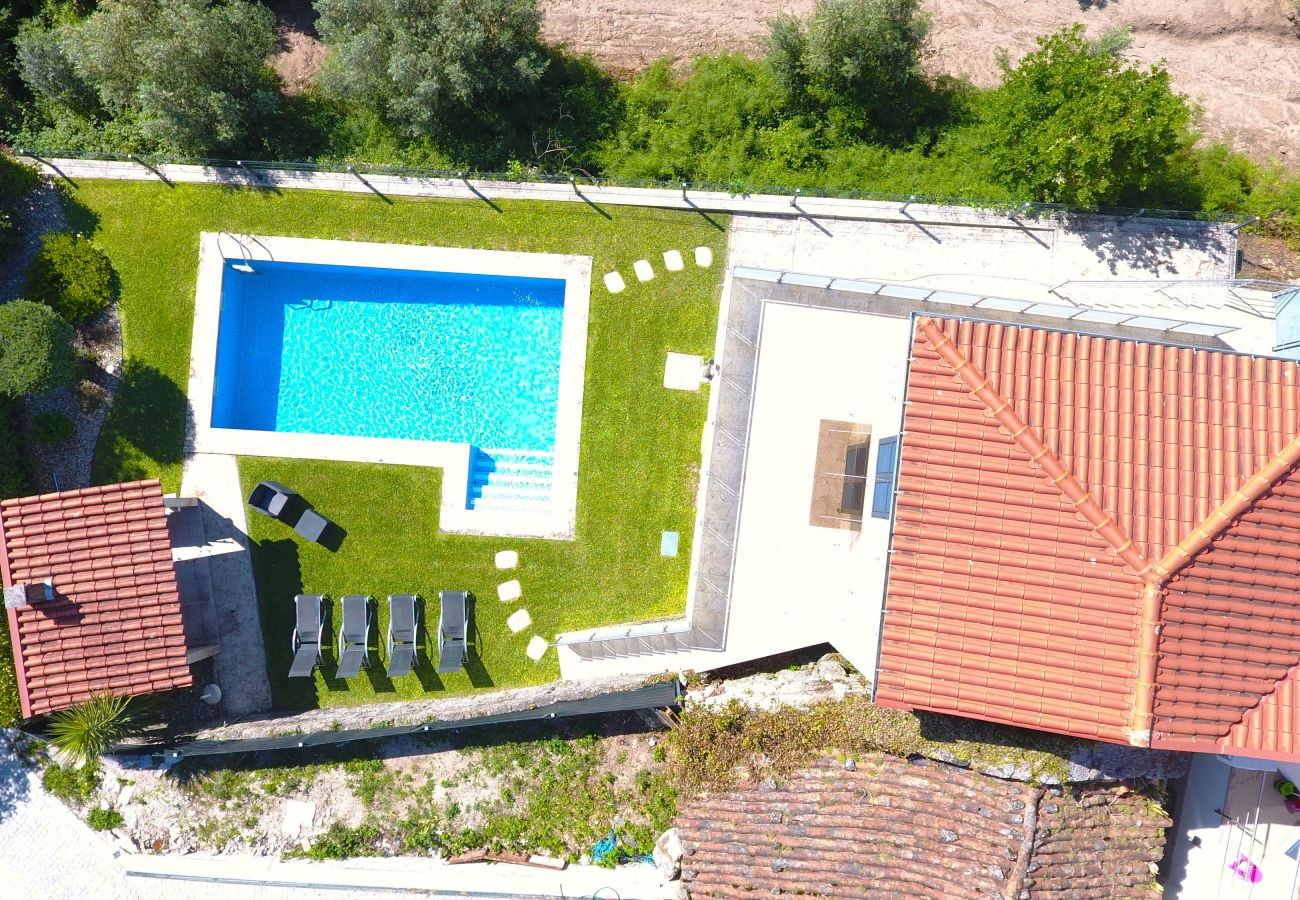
[0,177,124,492]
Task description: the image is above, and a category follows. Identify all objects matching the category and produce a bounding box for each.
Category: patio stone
[497,579,522,602]
[664,249,685,271]
[664,352,705,391]
[507,608,532,633]
[603,271,625,293]
[526,635,549,660]
[634,259,654,281]
[694,246,713,267]
[495,550,518,570]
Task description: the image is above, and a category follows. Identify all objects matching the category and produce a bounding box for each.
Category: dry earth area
[537,0,1300,162]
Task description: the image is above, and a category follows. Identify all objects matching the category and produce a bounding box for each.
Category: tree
[767,0,931,141]
[315,0,547,138]
[0,300,76,396]
[16,0,277,155]
[980,25,1194,207]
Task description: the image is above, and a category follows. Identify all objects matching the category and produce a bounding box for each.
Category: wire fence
[12,146,1246,225]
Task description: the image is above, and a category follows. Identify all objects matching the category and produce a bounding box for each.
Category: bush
[32,410,73,443]
[46,694,152,764]
[41,761,101,805]
[0,299,75,396]
[24,233,114,323]
[86,807,124,831]
[0,395,30,499]
[978,25,1194,206]
[0,611,21,727]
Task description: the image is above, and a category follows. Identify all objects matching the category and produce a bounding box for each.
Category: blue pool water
[211,259,566,451]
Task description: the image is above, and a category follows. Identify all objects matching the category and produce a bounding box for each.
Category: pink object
[1230,853,1263,883]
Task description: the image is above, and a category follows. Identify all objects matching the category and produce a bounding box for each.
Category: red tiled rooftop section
[2,480,191,718]
[1154,464,1300,757]
[675,755,1169,899]
[878,316,1300,749]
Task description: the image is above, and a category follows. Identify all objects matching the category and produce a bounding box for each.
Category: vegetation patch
[41,761,101,806]
[24,232,116,323]
[666,694,1078,792]
[0,299,75,397]
[86,807,125,831]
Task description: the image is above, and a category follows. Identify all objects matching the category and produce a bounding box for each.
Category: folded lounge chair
[386,593,420,677]
[437,590,468,674]
[289,593,325,678]
[336,594,372,679]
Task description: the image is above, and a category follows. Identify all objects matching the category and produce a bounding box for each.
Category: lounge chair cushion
[288,642,318,678]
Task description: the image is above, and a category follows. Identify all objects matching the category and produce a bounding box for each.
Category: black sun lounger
[437,590,468,674]
[386,593,420,678]
[289,593,325,678]
[336,594,371,679]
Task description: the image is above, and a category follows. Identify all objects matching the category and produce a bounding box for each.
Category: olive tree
[16,0,278,155]
[315,0,547,137]
[767,0,931,140]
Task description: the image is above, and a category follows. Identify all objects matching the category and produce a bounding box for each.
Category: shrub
[46,693,152,764]
[24,233,114,323]
[32,410,73,443]
[978,25,1194,206]
[86,807,124,831]
[41,761,101,805]
[0,299,76,396]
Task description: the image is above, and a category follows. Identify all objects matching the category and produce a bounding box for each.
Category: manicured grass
[73,181,726,709]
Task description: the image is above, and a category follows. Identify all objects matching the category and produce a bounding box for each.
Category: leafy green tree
[315,0,547,138]
[979,25,1194,206]
[767,0,932,141]
[0,300,75,397]
[16,0,278,155]
[25,232,116,323]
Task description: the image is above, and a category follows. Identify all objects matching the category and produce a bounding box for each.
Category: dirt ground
[536,0,1300,162]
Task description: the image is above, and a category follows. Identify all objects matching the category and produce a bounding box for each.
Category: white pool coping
[187,233,592,539]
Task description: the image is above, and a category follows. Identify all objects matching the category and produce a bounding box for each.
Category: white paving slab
[663,352,704,391]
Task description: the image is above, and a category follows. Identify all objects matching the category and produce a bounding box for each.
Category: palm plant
[46,694,152,764]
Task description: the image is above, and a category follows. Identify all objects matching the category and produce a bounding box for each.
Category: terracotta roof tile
[1,480,192,718]
[675,756,1168,899]
[878,317,1300,758]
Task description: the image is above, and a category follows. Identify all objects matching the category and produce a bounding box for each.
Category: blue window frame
[871,436,898,519]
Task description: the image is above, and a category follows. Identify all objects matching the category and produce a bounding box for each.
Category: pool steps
[467,448,554,512]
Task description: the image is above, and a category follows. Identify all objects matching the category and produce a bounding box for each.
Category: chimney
[4,577,54,609]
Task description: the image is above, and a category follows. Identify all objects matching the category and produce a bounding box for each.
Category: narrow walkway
[180,451,273,716]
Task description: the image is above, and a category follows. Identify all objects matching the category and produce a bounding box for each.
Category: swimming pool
[211,260,565,451]
[189,235,592,539]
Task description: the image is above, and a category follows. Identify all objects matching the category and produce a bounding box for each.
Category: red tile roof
[675,756,1170,899]
[1,480,191,718]
[877,316,1300,758]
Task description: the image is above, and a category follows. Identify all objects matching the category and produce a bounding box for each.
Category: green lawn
[73,181,726,709]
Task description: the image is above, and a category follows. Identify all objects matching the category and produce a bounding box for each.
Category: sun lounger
[437,590,468,674]
[249,481,296,520]
[386,593,419,677]
[289,594,325,677]
[336,594,371,679]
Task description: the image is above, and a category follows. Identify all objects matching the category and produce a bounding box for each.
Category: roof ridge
[915,317,1148,574]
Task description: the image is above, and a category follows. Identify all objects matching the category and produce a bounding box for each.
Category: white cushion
[526,635,549,660]
[694,246,713,267]
[663,249,684,271]
[633,259,654,281]
[495,550,518,570]
[603,271,625,293]
[497,579,522,602]
[507,608,532,633]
